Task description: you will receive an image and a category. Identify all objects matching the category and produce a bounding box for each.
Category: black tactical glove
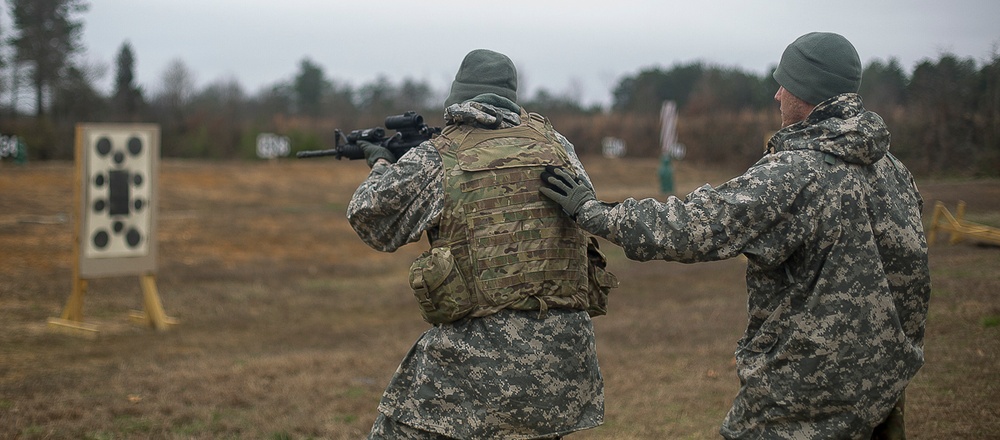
[539,165,596,219]
[358,140,395,168]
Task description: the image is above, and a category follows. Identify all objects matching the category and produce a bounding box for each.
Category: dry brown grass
[1,157,998,439]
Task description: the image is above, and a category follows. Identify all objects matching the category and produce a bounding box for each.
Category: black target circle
[96,138,112,156]
[126,229,142,248]
[127,137,143,155]
[93,230,110,249]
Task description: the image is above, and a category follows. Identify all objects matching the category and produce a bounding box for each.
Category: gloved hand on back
[539,165,596,220]
[358,140,395,168]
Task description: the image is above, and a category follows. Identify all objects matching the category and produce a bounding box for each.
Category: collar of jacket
[767,93,890,166]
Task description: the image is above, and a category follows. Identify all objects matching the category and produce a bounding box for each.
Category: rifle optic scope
[385,111,423,130]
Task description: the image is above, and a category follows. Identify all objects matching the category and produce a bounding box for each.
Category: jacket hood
[768,93,889,165]
[443,94,522,129]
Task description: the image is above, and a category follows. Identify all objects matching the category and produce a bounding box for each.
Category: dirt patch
[1,158,998,439]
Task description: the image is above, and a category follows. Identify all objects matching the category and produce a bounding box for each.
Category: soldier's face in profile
[774,86,813,128]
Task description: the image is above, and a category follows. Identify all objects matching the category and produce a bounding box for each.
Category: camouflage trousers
[871,393,906,440]
[368,413,564,440]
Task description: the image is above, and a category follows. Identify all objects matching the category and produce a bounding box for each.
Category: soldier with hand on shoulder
[540,32,929,440]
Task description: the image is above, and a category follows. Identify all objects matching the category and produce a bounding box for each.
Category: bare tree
[157,58,196,110]
[152,58,196,156]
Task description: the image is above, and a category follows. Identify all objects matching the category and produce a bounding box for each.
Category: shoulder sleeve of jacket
[555,130,595,190]
[346,141,444,252]
[576,152,820,263]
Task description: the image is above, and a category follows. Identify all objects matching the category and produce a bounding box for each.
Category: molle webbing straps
[430,114,590,316]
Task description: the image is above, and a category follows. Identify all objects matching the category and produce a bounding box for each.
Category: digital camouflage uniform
[348,99,604,439]
[574,94,930,439]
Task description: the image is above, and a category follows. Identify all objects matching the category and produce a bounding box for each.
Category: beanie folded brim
[446,81,517,107]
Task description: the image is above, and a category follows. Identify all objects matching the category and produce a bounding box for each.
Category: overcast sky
[77,0,1000,108]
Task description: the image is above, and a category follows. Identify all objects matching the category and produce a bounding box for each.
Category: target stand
[48,124,177,338]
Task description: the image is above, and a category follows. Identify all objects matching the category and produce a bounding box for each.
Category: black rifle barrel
[295,149,340,159]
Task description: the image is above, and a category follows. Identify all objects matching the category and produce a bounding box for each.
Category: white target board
[76,124,159,277]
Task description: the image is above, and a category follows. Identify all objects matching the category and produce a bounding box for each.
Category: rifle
[296,111,441,160]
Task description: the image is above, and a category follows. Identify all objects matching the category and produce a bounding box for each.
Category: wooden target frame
[49,123,176,337]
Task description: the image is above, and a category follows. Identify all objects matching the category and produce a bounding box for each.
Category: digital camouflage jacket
[348,98,604,439]
[576,93,930,439]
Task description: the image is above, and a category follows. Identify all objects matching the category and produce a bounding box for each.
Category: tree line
[596,54,1000,176]
[1,0,997,176]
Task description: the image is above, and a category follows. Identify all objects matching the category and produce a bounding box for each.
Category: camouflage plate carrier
[408,112,616,324]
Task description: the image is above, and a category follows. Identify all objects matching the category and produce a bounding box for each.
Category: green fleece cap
[445,49,518,107]
[773,32,862,105]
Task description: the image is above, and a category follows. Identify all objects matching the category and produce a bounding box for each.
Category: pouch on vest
[408,246,474,324]
[586,236,619,317]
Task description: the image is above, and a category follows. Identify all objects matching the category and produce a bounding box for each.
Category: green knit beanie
[773,32,862,105]
[445,49,518,107]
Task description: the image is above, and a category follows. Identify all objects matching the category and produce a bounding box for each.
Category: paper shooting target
[76,124,159,277]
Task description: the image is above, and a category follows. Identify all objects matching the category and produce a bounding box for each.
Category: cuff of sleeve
[576,199,613,234]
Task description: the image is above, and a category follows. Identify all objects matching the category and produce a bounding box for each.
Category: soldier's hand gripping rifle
[296,111,441,161]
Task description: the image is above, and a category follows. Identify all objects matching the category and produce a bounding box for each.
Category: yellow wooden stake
[929,200,1000,247]
[951,201,967,245]
[131,273,178,331]
[48,131,100,337]
[48,246,100,337]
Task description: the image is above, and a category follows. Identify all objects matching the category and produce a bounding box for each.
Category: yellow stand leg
[129,273,178,330]
[63,277,87,322]
[47,277,100,338]
[950,201,967,245]
[50,274,177,337]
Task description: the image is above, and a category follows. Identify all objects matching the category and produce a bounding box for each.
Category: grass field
[1,157,998,439]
